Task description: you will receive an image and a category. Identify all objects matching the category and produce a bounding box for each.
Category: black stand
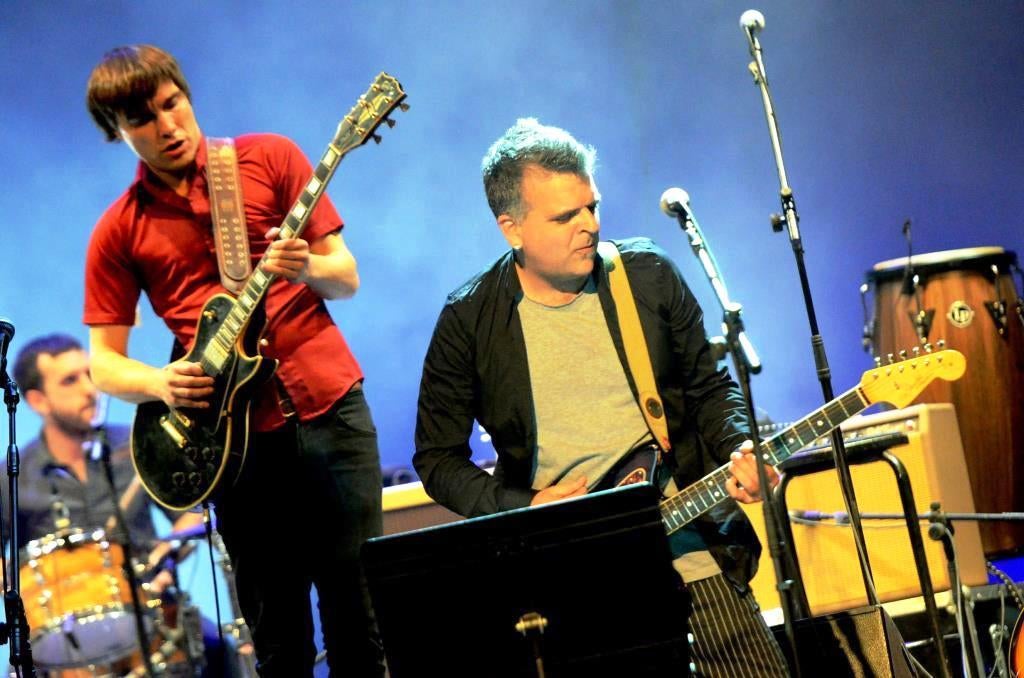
[776,433,952,677]
[663,192,806,675]
[0,367,37,677]
[362,484,691,678]
[929,507,1024,678]
[741,9,881,620]
[93,425,155,676]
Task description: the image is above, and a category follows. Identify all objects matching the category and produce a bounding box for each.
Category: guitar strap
[597,241,673,462]
[206,137,253,294]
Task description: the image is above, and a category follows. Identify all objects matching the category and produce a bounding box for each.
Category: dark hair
[481,118,597,219]
[13,334,83,393]
[86,44,192,142]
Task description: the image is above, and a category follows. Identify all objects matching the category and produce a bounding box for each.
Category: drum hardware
[984,264,1011,336]
[1012,263,1024,328]
[910,306,935,344]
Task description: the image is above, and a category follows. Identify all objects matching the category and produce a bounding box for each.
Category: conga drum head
[865,246,1024,555]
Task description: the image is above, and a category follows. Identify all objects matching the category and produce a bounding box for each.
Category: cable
[203,503,226,651]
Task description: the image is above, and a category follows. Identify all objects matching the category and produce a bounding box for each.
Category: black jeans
[215,386,385,677]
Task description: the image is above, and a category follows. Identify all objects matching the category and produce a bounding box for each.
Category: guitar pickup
[159,415,188,449]
[172,409,194,429]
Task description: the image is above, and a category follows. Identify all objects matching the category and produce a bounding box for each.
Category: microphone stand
[742,11,883,619]
[1,367,37,676]
[91,423,156,676]
[667,200,806,677]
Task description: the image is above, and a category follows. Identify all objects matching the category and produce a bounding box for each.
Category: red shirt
[84,134,363,431]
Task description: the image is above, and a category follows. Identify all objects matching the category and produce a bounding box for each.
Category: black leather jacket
[414,237,762,587]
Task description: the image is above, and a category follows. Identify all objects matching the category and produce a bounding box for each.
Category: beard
[49,406,94,438]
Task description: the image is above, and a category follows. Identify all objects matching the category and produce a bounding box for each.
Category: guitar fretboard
[659,387,866,535]
[193,74,405,375]
[200,142,345,375]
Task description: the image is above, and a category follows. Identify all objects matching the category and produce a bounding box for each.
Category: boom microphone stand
[739,7,884,619]
[0,318,37,677]
[89,394,155,677]
[660,189,805,677]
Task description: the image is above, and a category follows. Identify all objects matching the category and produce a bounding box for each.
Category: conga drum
[866,246,1024,555]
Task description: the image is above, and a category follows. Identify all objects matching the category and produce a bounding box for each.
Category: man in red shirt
[83,45,384,676]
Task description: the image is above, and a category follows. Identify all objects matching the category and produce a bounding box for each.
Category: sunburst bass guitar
[131,73,407,511]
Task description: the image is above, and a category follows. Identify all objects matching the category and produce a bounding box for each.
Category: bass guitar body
[131,294,277,511]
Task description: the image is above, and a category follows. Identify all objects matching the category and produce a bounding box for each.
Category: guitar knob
[185,446,199,463]
[172,472,186,487]
[188,472,202,487]
[200,447,214,461]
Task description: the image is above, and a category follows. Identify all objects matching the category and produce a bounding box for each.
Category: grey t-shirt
[518,281,651,491]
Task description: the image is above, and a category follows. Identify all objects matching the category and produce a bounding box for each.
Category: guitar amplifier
[742,403,988,616]
[381,480,464,534]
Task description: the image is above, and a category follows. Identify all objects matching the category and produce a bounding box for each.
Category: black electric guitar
[131,73,407,511]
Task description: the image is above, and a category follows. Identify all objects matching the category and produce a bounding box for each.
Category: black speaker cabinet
[777,605,915,678]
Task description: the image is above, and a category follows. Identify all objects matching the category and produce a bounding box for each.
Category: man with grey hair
[414,118,790,676]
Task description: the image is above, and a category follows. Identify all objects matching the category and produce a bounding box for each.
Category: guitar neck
[199,140,345,374]
[659,386,867,535]
[195,72,407,376]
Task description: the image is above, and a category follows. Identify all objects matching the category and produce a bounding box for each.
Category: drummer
[6,333,231,675]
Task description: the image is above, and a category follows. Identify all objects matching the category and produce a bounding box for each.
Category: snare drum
[864,246,1024,554]
[20,528,151,669]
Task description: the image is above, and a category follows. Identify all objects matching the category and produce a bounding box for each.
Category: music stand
[362,483,691,677]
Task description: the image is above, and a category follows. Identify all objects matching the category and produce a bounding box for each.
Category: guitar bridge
[159,415,188,449]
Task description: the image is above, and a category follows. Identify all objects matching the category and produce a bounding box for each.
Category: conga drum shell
[868,246,1024,555]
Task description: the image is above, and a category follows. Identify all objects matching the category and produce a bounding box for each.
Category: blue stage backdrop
[1,0,1022,671]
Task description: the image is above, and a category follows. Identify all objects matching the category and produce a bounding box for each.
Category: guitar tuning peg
[899,349,907,360]
[384,118,396,128]
[936,339,946,349]
[923,343,933,353]
[874,356,882,368]
[912,346,920,356]
[399,102,410,112]
[371,133,382,144]
[887,353,895,365]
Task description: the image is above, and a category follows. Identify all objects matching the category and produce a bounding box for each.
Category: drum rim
[23,527,113,558]
[31,605,150,669]
[871,246,1006,272]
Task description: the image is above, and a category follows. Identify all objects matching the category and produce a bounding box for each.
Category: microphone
[659,186,763,374]
[659,188,691,218]
[739,9,765,35]
[86,392,110,462]
[43,466,72,530]
[0,317,14,373]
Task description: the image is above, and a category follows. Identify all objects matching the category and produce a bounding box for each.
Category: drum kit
[16,523,254,677]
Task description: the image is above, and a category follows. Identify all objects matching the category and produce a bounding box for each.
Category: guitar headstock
[859,344,966,409]
[332,72,408,154]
